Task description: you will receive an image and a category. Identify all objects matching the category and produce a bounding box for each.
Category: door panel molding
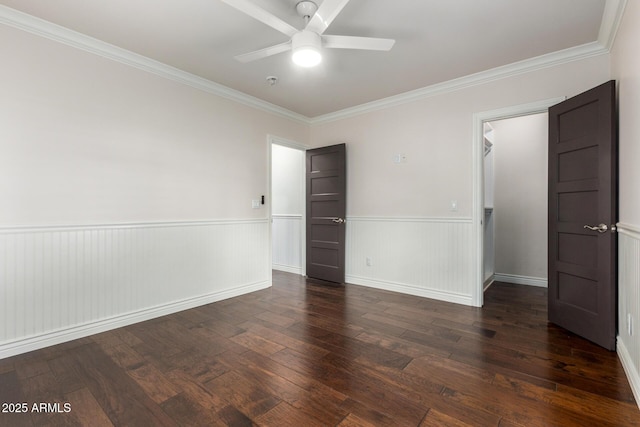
[306,143,346,283]
[548,80,617,350]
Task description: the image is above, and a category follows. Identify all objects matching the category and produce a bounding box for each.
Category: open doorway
[483,113,549,291]
[473,97,563,306]
[269,136,306,275]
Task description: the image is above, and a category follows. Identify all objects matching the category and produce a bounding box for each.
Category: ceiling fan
[221,0,395,67]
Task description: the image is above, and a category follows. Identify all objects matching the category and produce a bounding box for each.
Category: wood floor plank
[451,336,636,402]
[337,397,407,427]
[163,349,229,384]
[493,372,640,426]
[440,383,624,427]
[126,363,180,404]
[354,330,451,359]
[254,310,297,327]
[404,353,496,389]
[22,371,79,426]
[14,358,51,380]
[238,320,330,359]
[1,271,637,426]
[163,369,228,412]
[254,401,327,427]
[229,331,286,355]
[99,343,145,371]
[0,370,34,427]
[352,352,502,426]
[419,408,475,427]
[215,349,349,425]
[47,353,88,394]
[159,393,225,427]
[216,404,253,426]
[69,343,177,427]
[65,387,114,427]
[0,355,16,375]
[336,412,379,427]
[203,370,281,419]
[240,348,349,403]
[270,348,428,425]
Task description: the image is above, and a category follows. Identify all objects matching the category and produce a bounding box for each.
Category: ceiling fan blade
[305,0,350,35]
[234,41,291,63]
[221,0,298,37]
[322,35,395,51]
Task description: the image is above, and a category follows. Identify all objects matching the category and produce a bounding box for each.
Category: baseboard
[617,337,640,409]
[346,275,473,306]
[493,273,547,288]
[483,275,495,291]
[0,280,270,360]
[272,264,302,275]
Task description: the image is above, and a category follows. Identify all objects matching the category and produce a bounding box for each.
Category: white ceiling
[0,0,614,119]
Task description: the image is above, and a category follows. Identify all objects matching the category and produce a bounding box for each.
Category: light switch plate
[252,200,260,209]
[393,153,407,163]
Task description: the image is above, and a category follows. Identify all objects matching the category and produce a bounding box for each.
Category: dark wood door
[548,80,617,350]
[306,144,346,283]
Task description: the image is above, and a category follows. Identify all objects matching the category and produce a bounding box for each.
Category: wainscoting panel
[0,219,270,358]
[345,217,475,306]
[617,223,640,407]
[271,214,303,274]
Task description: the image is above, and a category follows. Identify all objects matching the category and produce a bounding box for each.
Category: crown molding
[0,5,310,125]
[310,0,626,125]
[598,0,628,50]
[1,0,627,126]
[310,41,608,125]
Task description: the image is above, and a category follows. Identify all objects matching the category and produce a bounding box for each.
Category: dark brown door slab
[548,80,617,350]
[306,144,346,283]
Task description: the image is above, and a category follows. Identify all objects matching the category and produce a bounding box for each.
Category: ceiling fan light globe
[291,30,322,67]
[292,47,322,67]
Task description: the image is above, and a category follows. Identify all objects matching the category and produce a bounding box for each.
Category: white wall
[272,145,304,216]
[271,144,304,274]
[611,0,640,406]
[0,23,308,357]
[491,113,548,285]
[0,25,308,226]
[310,54,610,305]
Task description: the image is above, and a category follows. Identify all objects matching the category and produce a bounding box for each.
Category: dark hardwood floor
[0,270,638,426]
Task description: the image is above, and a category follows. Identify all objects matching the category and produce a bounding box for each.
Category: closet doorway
[483,113,548,290]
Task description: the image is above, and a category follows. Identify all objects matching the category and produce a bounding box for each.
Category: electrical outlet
[366,257,372,266]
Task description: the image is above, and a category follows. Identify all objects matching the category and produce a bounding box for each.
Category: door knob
[332,218,345,224]
[583,223,608,233]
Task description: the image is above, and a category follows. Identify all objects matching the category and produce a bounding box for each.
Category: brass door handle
[583,223,608,233]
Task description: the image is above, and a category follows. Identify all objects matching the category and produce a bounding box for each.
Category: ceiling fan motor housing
[292,30,321,50]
